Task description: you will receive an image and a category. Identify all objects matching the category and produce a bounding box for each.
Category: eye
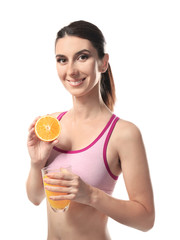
[78,54,89,62]
[56,58,67,64]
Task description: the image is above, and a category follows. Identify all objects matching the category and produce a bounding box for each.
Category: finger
[46,171,73,180]
[51,138,59,146]
[49,193,75,201]
[28,127,35,136]
[44,178,72,187]
[27,127,37,142]
[45,185,70,193]
[28,116,41,131]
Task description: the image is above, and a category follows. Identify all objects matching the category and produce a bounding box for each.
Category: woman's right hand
[27,117,59,170]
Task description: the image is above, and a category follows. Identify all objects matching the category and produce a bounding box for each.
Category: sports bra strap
[57,111,68,121]
[103,116,119,180]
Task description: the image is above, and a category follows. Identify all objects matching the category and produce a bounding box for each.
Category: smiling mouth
[67,78,86,86]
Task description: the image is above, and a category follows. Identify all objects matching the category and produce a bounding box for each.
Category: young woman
[26,20,155,240]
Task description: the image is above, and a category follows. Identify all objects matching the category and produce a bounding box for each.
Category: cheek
[56,65,65,80]
[81,60,99,76]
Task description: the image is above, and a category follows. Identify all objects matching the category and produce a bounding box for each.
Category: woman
[26,20,155,240]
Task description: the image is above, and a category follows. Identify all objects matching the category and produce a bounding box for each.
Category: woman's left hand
[44,170,93,205]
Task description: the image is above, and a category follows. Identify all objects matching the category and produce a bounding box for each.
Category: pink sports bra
[47,112,119,195]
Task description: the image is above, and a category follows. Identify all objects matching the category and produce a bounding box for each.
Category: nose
[67,62,79,78]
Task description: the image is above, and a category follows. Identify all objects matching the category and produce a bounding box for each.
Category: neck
[70,85,110,121]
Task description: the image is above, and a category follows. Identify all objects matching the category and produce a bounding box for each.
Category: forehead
[55,36,97,55]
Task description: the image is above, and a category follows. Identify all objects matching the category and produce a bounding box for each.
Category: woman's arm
[90,122,155,231]
[26,167,45,206]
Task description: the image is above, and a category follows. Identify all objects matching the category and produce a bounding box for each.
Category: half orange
[35,116,61,142]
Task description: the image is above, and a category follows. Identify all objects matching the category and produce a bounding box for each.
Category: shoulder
[112,118,146,165]
[113,118,142,145]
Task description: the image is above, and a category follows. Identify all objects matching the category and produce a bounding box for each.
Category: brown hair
[55,20,116,111]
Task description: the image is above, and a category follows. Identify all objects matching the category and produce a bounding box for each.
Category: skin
[26,36,155,239]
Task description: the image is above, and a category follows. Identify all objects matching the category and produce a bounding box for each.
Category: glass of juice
[41,165,71,212]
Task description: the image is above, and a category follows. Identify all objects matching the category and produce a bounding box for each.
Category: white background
[0,0,180,239]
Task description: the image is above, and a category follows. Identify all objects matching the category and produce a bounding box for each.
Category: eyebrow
[56,49,91,58]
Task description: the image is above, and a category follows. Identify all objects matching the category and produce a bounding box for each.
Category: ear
[100,54,109,73]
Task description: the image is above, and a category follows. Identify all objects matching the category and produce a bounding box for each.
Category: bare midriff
[46,201,111,240]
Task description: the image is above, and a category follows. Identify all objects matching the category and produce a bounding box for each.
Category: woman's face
[55,36,107,98]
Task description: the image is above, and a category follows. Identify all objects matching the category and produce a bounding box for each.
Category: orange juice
[43,176,70,211]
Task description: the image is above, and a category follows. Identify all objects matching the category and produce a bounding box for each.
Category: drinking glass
[41,165,71,212]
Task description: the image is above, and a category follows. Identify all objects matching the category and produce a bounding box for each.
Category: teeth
[68,79,85,85]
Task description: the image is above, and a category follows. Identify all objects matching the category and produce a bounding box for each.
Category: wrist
[89,186,101,207]
[30,158,46,170]
[30,162,44,172]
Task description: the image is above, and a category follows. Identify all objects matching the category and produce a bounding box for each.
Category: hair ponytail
[100,63,116,112]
